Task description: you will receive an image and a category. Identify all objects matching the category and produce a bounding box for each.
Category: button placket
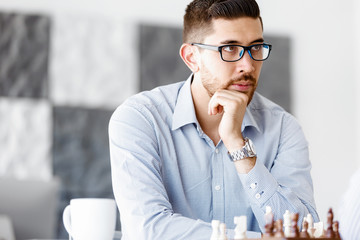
[211,144,225,221]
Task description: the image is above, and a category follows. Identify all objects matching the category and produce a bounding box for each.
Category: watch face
[248,139,256,154]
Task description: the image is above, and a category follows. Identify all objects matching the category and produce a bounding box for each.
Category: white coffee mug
[63,198,116,240]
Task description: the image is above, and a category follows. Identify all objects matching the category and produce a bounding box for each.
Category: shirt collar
[172,74,261,133]
[172,74,198,130]
[242,101,261,133]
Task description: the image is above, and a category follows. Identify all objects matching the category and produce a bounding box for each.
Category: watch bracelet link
[229,137,256,162]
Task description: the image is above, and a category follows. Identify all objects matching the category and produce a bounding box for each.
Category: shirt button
[215,148,219,154]
[215,185,221,191]
[250,183,257,189]
[255,193,261,199]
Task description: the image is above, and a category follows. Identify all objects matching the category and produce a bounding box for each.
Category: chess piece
[289,213,299,238]
[306,213,315,237]
[265,206,274,224]
[264,206,274,237]
[283,210,291,237]
[264,222,274,237]
[326,208,335,238]
[301,217,306,230]
[274,219,285,238]
[234,216,247,240]
[313,222,324,238]
[219,223,228,240]
[333,221,341,239]
[300,219,310,238]
[210,220,220,240]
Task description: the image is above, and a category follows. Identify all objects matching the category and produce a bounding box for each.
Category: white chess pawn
[234,216,247,240]
[306,213,314,237]
[210,220,220,240]
[265,206,274,225]
[218,223,228,240]
[266,206,272,214]
[301,217,307,232]
[283,210,291,237]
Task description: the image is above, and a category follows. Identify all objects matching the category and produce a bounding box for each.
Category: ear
[179,43,200,73]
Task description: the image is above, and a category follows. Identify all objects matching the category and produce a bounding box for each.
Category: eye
[251,44,262,51]
[222,45,237,52]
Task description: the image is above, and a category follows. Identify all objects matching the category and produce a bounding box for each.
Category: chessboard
[259,238,341,240]
[210,207,341,240]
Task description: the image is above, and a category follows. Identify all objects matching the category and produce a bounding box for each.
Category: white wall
[355,0,360,167]
[1,0,359,225]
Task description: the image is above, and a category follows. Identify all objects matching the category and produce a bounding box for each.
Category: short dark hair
[183,0,263,43]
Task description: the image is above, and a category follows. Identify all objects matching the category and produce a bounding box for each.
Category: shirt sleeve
[109,102,212,240]
[238,113,319,232]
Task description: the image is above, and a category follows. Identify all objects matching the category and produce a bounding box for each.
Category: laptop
[0,178,60,240]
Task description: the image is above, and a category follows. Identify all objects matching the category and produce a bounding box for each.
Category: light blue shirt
[109,75,319,240]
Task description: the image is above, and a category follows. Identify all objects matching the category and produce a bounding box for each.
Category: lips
[230,82,254,91]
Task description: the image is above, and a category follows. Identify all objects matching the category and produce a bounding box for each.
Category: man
[109,0,319,239]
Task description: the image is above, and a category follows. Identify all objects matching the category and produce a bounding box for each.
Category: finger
[208,94,233,115]
[208,92,221,115]
[215,89,249,103]
[217,91,249,113]
[208,90,249,117]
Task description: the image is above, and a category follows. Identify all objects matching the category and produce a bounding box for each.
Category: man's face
[197,17,264,103]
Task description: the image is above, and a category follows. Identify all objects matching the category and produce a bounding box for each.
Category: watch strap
[229,137,256,162]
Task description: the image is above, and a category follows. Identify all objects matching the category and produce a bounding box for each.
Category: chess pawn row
[211,216,247,240]
[284,208,341,239]
[313,208,341,239]
[283,210,316,238]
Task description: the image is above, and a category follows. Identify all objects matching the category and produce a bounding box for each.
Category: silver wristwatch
[229,137,257,162]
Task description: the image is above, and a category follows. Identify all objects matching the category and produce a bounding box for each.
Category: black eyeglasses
[191,43,272,62]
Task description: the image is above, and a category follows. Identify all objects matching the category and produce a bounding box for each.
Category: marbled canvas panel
[50,14,137,109]
[139,24,191,91]
[0,98,52,179]
[0,11,50,98]
[257,35,291,112]
[52,106,115,237]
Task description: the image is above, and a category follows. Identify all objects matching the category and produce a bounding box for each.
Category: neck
[191,74,222,144]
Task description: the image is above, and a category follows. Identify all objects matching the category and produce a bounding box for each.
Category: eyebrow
[220,38,265,45]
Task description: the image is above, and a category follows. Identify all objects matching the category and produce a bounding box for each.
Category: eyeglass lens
[221,45,270,61]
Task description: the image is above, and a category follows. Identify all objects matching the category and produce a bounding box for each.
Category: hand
[208,89,248,152]
[208,89,256,174]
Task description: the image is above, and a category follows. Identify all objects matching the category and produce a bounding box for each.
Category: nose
[236,50,256,73]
